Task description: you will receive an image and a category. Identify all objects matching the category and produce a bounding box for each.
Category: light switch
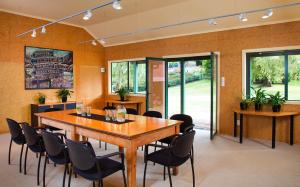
[221,76,225,87]
[100,67,105,73]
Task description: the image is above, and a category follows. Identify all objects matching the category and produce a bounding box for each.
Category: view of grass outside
[168,60,212,129]
[250,55,300,100]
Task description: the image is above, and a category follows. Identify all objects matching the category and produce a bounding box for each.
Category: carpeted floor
[0,129,300,187]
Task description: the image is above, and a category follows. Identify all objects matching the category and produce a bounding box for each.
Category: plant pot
[255,103,262,111]
[38,98,45,104]
[61,96,67,103]
[272,105,281,112]
[120,96,125,101]
[240,102,248,110]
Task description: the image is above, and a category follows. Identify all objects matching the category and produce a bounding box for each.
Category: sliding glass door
[146,57,166,117]
[210,52,218,140]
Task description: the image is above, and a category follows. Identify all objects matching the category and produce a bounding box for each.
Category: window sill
[285,101,300,105]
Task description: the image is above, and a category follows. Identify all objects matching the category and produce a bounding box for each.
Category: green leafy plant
[56,89,73,102]
[37,93,46,104]
[115,87,129,101]
[239,92,252,110]
[251,88,267,104]
[268,91,286,106]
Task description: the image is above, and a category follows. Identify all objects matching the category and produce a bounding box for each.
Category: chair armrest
[183,124,194,133]
[96,152,124,160]
[35,127,46,130]
[54,132,66,141]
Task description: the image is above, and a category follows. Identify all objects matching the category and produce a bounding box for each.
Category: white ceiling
[1,0,300,46]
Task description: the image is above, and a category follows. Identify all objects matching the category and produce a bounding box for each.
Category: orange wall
[105,21,300,144]
[0,11,105,133]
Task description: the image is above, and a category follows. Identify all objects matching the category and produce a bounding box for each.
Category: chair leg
[143,161,148,187]
[105,143,107,150]
[163,166,166,181]
[100,180,103,187]
[63,163,68,187]
[99,141,101,148]
[167,167,172,187]
[93,181,95,187]
[24,145,28,175]
[43,155,48,187]
[8,138,12,165]
[68,167,72,187]
[97,180,100,187]
[37,152,42,186]
[122,169,127,187]
[190,157,195,187]
[19,144,24,173]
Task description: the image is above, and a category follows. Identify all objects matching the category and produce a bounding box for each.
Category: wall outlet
[236,119,240,126]
[221,76,225,87]
[100,67,105,73]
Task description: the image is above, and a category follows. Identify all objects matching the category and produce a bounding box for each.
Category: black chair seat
[74,157,123,180]
[147,149,189,167]
[13,134,26,145]
[48,150,70,165]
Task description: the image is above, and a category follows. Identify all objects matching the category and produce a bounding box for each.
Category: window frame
[110,60,146,94]
[246,49,300,101]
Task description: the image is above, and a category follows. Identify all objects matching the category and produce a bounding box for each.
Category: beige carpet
[0,130,300,187]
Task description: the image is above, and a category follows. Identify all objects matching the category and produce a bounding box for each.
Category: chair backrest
[21,123,40,146]
[66,139,96,171]
[6,118,22,139]
[143,111,162,118]
[171,130,195,158]
[126,108,138,115]
[170,114,194,133]
[44,108,62,112]
[41,131,65,157]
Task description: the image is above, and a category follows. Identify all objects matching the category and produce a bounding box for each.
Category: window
[111,60,146,94]
[246,49,300,101]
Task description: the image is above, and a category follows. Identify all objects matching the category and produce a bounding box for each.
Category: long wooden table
[36,109,182,187]
[233,110,300,148]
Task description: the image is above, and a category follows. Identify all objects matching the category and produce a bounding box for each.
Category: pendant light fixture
[113,0,122,10]
[31,29,36,37]
[83,10,92,20]
[239,13,248,22]
[262,9,273,19]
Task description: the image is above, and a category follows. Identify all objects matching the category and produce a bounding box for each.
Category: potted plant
[115,87,129,101]
[37,93,46,104]
[268,91,286,112]
[251,88,267,111]
[240,98,251,110]
[57,88,73,103]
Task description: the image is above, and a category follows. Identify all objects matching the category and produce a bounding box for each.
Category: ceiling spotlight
[208,19,217,25]
[31,29,36,37]
[112,0,122,10]
[262,9,273,19]
[91,40,97,46]
[83,10,92,20]
[41,26,46,34]
[239,13,248,22]
[100,39,106,45]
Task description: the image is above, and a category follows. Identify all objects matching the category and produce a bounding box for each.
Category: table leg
[272,117,276,149]
[126,145,137,187]
[290,115,294,146]
[172,125,180,175]
[240,114,243,144]
[234,112,237,137]
[70,131,79,141]
[136,104,140,115]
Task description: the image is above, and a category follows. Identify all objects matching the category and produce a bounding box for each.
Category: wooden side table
[105,99,143,115]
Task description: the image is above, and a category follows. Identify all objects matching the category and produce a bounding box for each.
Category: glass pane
[288,55,300,100]
[250,56,285,97]
[167,61,181,117]
[184,60,211,129]
[211,54,217,137]
[129,62,135,92]
[137,63,146,93]
[111,62,128,92]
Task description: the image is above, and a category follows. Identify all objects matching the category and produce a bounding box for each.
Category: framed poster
[24,46,73,89]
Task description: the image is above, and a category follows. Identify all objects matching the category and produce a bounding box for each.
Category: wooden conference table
[36,109,182,187]
[233,109,300,148]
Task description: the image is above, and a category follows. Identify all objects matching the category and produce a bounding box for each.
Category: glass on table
[81,107,86,117]
[86,106,91,117]
[105,109,111,121]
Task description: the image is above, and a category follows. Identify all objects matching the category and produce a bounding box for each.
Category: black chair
[41,131,70,187]
[22,123,46,186]
[126,108,138,115]
[6,118,27,173]
[66,139,127,187]
[143,111,162,118]
[143,130,196,187]
[44,108,63,132]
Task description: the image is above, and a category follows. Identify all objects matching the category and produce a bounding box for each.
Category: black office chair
[66,139,127,187]
[143,130,196,187]
[22,123,46,186]
[44,108,63,132]
[6,118,27,173]
[41,131,70,187]
[126,108,138,115]
[143,111,162,118]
